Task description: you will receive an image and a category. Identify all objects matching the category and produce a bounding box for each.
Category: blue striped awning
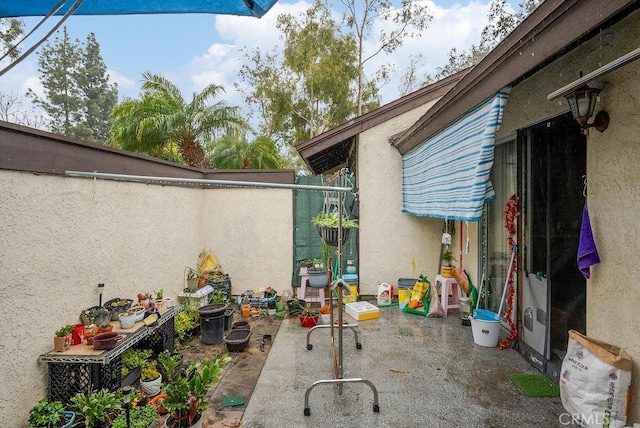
[401,90,509,221]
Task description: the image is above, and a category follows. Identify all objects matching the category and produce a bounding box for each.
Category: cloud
[184,0,493,111]
[107,69,136,99]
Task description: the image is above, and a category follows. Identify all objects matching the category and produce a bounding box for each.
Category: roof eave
[393,0,637,155]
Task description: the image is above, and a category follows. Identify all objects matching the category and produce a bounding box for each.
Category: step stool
[434,275,459,316]
[299,274,325,304]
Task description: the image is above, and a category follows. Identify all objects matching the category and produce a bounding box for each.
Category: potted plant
[311,212,359,247]
[121,349,152,386]
[137,293,152,309]
[184,267,200,293]
[209,290,235,330]
[96,323,113,334]
[104,298,133,320]
[299,303,319,328]
[440,249,456,278]
[110,397,157,428]
[80,306,112,326]
[70,388,121,428]
[54,325,73,352]
[140,360,162,397]
[286,297,306,317]
[160,353,232,427]
[118,310,137,329]
[28,398,76,428]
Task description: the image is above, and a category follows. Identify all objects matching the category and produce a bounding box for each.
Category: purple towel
[577,203,600,279]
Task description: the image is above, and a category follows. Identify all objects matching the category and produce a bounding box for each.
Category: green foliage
[174,304,199,347]
[440,250,457,267]
[141,361,161,382]
[208,290,227,305]
[121,349,152,377]
[108,71,247,168]
[75,33,118,143]
[27,27,117,142]
[160,354,232,427]
[55,325,73,337]
[70,388,121,428]
[28,399,70,428]
[110,404,157,428]
[429,0,544,82]
[340,0,431,114]
[311,212,359,229]
[207,133,284,170]
[237,0,371,161]
[0,18,24,60]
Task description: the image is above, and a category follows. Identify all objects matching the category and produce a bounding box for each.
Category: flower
[138,293,151,302]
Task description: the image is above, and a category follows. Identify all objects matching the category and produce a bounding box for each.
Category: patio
[210,300,568,428]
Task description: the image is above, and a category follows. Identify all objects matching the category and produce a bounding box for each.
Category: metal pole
[65,170,354,193]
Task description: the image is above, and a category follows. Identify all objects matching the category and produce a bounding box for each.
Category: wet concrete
[154,300,571,427]
[241,299,569,428]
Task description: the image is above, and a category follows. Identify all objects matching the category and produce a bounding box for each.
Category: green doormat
[222,395,245,407]
[507,374,560,397]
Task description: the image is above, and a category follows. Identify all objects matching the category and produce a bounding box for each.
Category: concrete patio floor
[240,300,569,428]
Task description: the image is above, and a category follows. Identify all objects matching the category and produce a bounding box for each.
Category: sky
[0,0,517,125]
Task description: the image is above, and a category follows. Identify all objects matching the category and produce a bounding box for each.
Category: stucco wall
[201,188,293,292]
[0,170,293,425]
[587,59,640,422]
[357,99,479,294]
[494,9,640,422]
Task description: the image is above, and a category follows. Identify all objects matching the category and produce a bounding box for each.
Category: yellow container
[341,285,358,304]
[398,289,412,307]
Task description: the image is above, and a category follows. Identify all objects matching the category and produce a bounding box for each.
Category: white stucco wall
[587,59,640,422]
[0,170,293,426]
[356,99,479,295]
[494,9,640,422]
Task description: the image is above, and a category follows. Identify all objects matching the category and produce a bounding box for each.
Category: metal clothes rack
[303,169,379,417]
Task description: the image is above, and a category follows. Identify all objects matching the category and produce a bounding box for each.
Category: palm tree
[108,71,247,168]
[208,134,284,169]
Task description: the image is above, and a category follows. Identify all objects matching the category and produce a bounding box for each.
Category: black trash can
[198,304,227,345]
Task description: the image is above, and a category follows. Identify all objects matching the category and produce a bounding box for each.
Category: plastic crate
[237,290,277,308]
[178,285,214,307]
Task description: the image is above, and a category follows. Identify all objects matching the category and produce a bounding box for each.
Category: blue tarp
[0,0,278,18]
[401,90,510,221]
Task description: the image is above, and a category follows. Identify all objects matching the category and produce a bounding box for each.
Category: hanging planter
[316,226,350,247]
[312,212,358,247]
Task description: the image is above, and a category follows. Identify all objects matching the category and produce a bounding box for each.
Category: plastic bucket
[473,308,501,321]
[199,304,226,345]
[469,315,501,347]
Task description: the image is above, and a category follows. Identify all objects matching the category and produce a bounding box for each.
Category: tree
[430,0,543,82]
[76,33,118,143]
[26,27,84,136]
[0,90,46,128]
[0,18,24,60]
[26,27,117,142]
[237,0,376,154]
[109,71,247,168]
[207,134,284,169]
[339,0,432,114]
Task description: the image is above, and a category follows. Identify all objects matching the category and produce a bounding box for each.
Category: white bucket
[469,315,501,347]
[376,282,392,305]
